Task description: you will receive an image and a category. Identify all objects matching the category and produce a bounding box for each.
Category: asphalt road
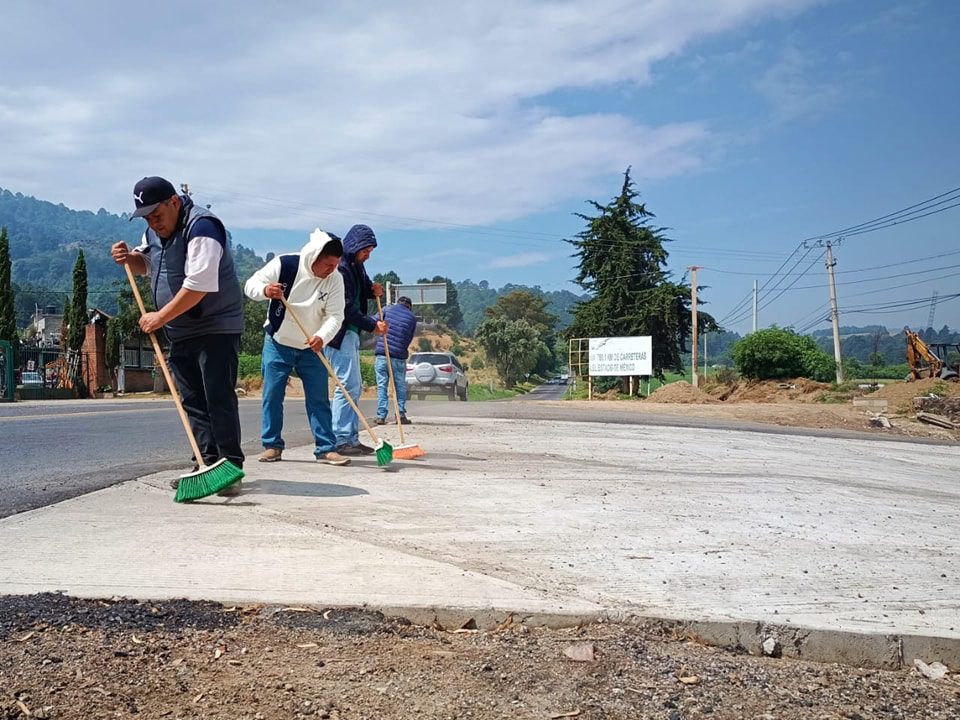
[510,381,570,401]
[0,397,376,519]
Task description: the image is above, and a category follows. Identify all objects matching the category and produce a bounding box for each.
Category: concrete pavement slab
[2,415,958,666]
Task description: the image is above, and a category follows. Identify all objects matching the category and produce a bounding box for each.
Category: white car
[406,352,469,401]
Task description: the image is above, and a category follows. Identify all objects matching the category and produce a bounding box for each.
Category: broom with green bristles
[123,263,244,501]
[279,296,393,467]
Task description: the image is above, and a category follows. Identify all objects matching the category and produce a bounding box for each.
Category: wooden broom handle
[278,296,382,445]
[375,296,406,443]
[124,262,206,466]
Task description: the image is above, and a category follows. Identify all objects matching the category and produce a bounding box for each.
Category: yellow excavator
[905,330,960,381]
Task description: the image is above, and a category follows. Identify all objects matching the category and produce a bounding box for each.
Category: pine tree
[566,168,712,378]
[0,227,18,359]
[68,250,88,353]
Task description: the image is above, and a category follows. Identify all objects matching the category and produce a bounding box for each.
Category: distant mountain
[456,279,587,335]
[1,187,265,326]
[813,324,959,365]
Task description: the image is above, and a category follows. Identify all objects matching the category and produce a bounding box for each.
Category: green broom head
[175,459,245,503]
[375,439,393,467]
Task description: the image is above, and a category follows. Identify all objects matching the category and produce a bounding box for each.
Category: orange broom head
[392,443,426,460]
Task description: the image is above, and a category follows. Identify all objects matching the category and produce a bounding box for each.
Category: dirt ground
[2,595,957,720]
[579,378,960,442]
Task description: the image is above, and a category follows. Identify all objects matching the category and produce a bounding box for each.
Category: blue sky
[2,0,958,334]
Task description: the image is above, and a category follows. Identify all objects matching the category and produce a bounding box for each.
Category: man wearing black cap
[111,177,245,489]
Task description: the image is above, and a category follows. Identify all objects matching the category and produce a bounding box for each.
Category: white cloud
[488,252,554,269]
[0,0,818,228]
[754,45,845,123]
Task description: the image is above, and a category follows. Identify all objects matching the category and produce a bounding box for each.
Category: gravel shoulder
[2,595,958,720]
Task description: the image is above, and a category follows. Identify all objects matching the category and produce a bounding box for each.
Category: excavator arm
[905,330,950,380]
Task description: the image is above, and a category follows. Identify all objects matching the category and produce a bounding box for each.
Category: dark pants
[167,333,244,468]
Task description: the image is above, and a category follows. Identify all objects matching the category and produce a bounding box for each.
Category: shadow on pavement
[248,480,369,498]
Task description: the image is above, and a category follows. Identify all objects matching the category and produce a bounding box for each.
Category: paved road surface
[0,397,376,519]
[511,381,570,401]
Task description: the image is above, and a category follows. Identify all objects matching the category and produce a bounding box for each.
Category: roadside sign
[589,336,652,376]
[388,282,448,305]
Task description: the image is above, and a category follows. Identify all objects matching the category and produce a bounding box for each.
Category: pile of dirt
[871,377,960,414]
[2,594,957,720]
[646,380,718,404]
[716,379,830,404]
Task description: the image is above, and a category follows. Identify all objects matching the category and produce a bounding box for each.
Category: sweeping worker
[110,176,245,488]
[374,296,417,425]
[244,230,351,466]
[324,224,387,456]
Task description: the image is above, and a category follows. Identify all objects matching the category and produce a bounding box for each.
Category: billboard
[388,283,448,305]
[588,336,653,376]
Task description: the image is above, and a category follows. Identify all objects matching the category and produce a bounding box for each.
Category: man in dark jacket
[324,224,386,455]
[110,176,245,492]
[374,296,417,424]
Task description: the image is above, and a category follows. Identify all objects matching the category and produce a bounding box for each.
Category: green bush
[731,327,835,381]
[418,337,434,352]
[471,355,485,370]
[593,376,622,393]
[238,353,261,379]
[360,356,376,387]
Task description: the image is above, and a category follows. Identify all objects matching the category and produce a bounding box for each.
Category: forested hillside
[1,188,265,325]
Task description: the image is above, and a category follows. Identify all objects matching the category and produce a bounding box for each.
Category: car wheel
[459,385,468,401]
[447,388,456,401]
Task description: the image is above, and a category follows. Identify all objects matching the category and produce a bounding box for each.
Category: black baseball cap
[398,296,412,308]
[130,176,176,220]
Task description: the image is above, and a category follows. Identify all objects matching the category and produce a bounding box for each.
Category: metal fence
[16,347,91,400]
[0,340,12,402]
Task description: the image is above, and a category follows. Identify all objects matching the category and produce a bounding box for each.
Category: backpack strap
[266,254,300,336]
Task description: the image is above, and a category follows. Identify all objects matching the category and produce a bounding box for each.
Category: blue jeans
[261,336,337,457]
[325,330,361,447]
[375,355,408,419]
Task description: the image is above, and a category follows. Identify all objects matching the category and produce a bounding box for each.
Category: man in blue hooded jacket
[324,224,386,455]
[374,296,417,425]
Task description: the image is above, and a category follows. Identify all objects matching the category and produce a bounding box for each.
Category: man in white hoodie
[244,230,351,466]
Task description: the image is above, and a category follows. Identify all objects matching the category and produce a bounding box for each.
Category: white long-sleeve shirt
[244,230,345,349]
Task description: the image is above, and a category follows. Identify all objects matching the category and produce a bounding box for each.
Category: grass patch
[467,384,518,401]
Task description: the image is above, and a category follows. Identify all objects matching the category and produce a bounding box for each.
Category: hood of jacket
[301,228,340,277]
[342,224,377,263]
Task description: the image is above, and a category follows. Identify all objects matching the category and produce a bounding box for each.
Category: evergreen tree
[0,227,18,359]
[68,250,88,352]
[373,270,402,288]
[566,168,714,378]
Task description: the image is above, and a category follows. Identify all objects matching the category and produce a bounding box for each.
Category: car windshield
[410,353,453,365]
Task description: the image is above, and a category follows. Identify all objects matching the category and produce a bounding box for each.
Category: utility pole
[703,331,708,377]
[825,241,844,384]
[752,279,758,333]
[689,266,702,388]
